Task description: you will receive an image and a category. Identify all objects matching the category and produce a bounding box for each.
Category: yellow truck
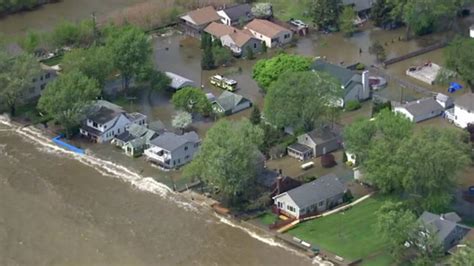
[210,75,237,92]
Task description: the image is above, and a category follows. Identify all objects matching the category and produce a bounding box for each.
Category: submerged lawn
[259,212,279,225]
[288,197,391,262]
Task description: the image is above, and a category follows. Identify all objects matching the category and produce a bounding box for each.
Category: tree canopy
[264,71,342,132]
[0,51,41,115]
[38,70,100,137]
[342,118,377,164]
[183,119,264,203]
[106,25,152,91]
[61,46,114,88]
[171,87,211,116]
[252,53,312,92]
[339,6,356,37]
[171,111,192,132]
[445,37,474,91]
[311,0,342,30]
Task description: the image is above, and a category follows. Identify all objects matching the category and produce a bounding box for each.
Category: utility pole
[91,12,99,43]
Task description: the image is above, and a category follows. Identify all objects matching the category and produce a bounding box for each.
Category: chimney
[361,70,370,99]
[276,169,283,195]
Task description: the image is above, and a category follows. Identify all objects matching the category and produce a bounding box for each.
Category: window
[184,146,188,151]
[93,122,98,128]
[254,43,257,48]
[185,155,190,159]
[40,84,46,90]
[40,76,44,81]
[277,202,283,208]
[117,128,120,134]
[318,201,324,207]
[45,73,51,79]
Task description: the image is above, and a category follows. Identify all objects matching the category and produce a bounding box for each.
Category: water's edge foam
[0,116,308,260]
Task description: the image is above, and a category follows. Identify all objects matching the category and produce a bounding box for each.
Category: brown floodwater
[0,119,310,266]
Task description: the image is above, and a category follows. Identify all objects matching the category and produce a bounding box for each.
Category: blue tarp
[448,82,463,93]
[52,135,85,155]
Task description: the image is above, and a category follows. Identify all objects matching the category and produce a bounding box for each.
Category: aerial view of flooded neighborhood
[1,0,474,265]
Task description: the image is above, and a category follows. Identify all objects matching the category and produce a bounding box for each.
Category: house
[287,126,342,161]
[312,59,371,106]
[25,63,58,100]
[165,72,196,91]
[221,30,262,56]
[342,0,375,16]
[112,123,161,157]
[212,91,252,115]
[273,173,348,219]
[80,101,147,143]
[445,93,474,128]
[244,19,293,48]
[180,6,222,37]
[470,25,474,38]
[393,94,450,123]
[418,211,471,252]
[204,22,236,40]
[144,131,200,169]
[217,4,254,26]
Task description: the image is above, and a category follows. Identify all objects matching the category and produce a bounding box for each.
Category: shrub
[342,151,348,163]
[303,176,317,183]
[345,100,362,111]
[321,153,336,168]
[355,63,366,71]
[372,101,392,117]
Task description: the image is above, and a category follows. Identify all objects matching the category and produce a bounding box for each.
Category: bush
[303,176,317,183]
[372,101,392,117]
[345,100,362,111]
[342,151,348,163]
[321,153,336,168]
[355,63,366,71]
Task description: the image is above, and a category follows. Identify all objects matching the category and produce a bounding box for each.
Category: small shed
[165,72,196,91]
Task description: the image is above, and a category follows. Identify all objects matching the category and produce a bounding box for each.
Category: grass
[259,0,312,23]
[362,252,394,266]
[288,197,391,262]
[259,212,279,225]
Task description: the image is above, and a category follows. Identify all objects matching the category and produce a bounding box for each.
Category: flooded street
[0,121,310,266]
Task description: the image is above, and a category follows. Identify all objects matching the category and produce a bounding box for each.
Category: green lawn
[362,252,394,266]
[259,212,279,225]
[260,0,312,23]
[288,197,391,262]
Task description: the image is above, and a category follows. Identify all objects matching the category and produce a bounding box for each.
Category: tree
[445,37,474,91]
[201,32,212,49]
[61,46,114,88]
[183,119,264,203]
[201,46,215,70]
[252,53,312,92]
[38,71,100,138]
[0,52,41,116]
[171,87,212,116]
[263,71,342,132]
[370,0,398,28]
[251,3,273,19]
[411,226,444,266]
[171,111,192,132]
[343,118,377,164]
[249,106,261,125]
[311,0,342,30]
[339,6,356,37]
[376,201,417,261]
[369,41,386,62]
[19,30,40,54]
[212,46,233,66]
[450,242,474,266]
[106,25,152,92]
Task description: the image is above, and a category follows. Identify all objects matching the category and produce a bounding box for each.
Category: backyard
[287,197,393,264]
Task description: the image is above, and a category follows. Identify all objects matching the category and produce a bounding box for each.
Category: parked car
[289,19,307,28]
[210,75,237,92]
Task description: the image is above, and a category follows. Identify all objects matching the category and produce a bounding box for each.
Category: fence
[383,41,448,67]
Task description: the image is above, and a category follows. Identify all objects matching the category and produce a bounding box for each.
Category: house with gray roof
[312,59,371,106]
[213,91,252,115]
[342,0,375,15]
[144,131,200,169]
[217,4,254,26]
[80,100,147,143]
[393,94,451,123]
[112,123,162,157]
[287,125,342,160]
[273,173,348,219]
[418,211,471,252]
[445,93,474,128]
[165,72,196,91]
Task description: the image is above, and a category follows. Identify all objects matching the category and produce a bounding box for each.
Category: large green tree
[106,25,152,91]
[171,87,212,116]
[38,70,100,138]
[311,0,342,30]
[376,201,417,261]
[19,30,40,54]
[342,118,377,165]
[50,19,94,48]
[183,119,264,203]
[370,0,399,28]
[339,6,356,37]
[263,71,342,132]
[0,51,41,116]
[445,37,474,91]
[61,46,114,88]
[252,53,312,92]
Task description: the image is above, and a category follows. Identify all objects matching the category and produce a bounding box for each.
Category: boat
[210,75,237,92]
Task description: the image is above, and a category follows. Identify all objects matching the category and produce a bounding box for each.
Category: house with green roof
[312,59,371,107]
[212,91,252,115]
[112,123,161,157]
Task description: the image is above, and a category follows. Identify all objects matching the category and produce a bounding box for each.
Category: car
[289,19,307,28]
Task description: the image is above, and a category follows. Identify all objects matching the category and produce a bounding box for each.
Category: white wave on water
[0,116,308,257]
[216,214,307,258]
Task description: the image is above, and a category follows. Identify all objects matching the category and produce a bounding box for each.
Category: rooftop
[88,106,121,124]
[312,59,356,86]
[275,173,347,209]
[304,126,341,145]
[150,131,200,152]
[219,3,253,21]
[181,6,221,26]
[165,72,195,90]
[342,0,375,12]
[245,19,290,38]
[204,22,237,38]
[419,211,471,249]
[215,91,250,112]
[398,97,444,117]
[227,30,254,47]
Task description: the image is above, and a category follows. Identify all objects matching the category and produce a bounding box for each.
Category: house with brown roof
[244,19,292,48]
[204,22,262,57]
[180,6,222,37]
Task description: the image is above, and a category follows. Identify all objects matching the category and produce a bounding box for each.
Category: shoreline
[0,114,315,264]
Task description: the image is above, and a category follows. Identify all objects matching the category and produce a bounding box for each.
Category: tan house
[180,6,222,37]
[204,22,236,39]
[205,22,262,57]
[244,19,292,48]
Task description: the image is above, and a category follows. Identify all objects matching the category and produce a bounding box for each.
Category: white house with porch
[445,93,474,128]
